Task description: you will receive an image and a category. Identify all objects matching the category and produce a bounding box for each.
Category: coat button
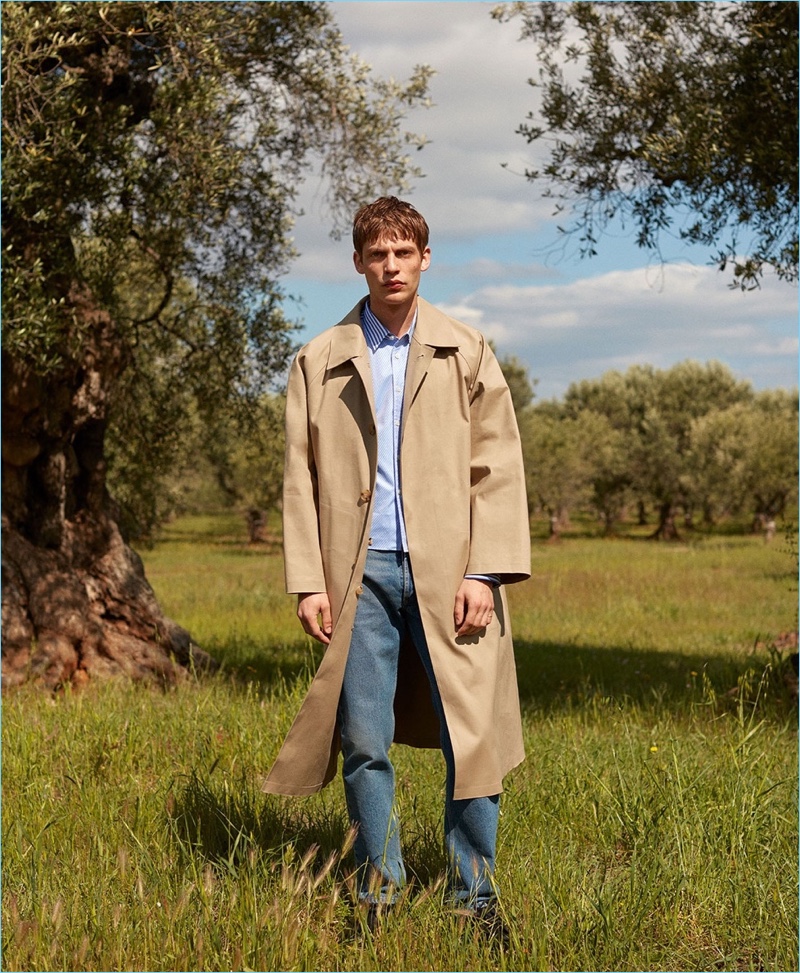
[355,585,364,596]
[368,423,376,435]
[359,489,372,502]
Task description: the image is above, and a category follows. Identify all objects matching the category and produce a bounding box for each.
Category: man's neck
[368,296,418,338]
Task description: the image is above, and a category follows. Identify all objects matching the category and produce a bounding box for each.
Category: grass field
[2,513,797,972]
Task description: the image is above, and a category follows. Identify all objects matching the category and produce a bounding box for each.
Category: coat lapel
[402,297,461,429]
[327,303,377,426]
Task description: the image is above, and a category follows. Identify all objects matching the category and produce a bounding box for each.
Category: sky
[282,1,798,402]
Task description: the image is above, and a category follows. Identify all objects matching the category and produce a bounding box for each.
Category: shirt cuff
[465,574,502,588]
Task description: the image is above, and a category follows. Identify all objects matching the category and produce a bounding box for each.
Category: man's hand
[453,578,495,637]
[297,592,332,645]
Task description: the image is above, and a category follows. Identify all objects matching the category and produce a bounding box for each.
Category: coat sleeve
[465,339,531,585]
[282,352,327,594]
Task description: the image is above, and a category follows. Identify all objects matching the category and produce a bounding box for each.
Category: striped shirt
[361,300,500,587]
[361,299,413,550]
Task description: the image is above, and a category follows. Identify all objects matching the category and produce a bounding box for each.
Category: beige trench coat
[263,297,531,801]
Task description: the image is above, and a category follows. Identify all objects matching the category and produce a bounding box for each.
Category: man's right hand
[296,592,332,645]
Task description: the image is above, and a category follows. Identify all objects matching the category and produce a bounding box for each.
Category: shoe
[365,901,394,934]
[471,901,512,949]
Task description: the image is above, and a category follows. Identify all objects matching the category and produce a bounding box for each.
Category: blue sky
[283,1,798,401]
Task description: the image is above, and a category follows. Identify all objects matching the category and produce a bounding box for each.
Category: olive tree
[1,1,431,688]
[493,1,798,288]
[686,392,798,528]
[564,361,754,538]
[520,409,611,537]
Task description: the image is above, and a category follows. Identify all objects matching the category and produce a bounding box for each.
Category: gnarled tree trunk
[650,501,681,541]
[2,288,215,690]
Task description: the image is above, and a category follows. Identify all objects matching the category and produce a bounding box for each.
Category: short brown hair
[352,196,429,256]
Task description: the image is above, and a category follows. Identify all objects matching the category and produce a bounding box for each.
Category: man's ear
[420,247,431,272]
[353,250,365,275]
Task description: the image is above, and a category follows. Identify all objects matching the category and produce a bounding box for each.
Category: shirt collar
[361,300,417,352]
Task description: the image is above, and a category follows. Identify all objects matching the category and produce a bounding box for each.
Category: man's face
[353,235,431,309]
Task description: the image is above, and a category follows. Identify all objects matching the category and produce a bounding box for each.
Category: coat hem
[261,779,326,796]
[451,752,525,801]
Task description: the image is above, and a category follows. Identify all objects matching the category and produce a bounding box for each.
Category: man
[263,197,530,939]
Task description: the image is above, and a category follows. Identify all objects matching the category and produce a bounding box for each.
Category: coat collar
[412,296,462,351]
[327,300,368,370]
[404,297,461,426]
[326,296,460,370]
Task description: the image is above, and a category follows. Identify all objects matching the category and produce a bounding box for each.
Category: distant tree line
[107,390,287,545]
[509,359,797,540]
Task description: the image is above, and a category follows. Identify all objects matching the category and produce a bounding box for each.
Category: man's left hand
[453,578,495,637]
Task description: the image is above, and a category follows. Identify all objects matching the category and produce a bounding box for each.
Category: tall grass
[3,514,797,971]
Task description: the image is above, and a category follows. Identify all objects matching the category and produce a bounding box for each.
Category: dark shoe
[365,901,394,934]
[471,901,512,949]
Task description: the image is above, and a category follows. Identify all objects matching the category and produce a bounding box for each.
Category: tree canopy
[493,1,798,288]
[3,0,431,386]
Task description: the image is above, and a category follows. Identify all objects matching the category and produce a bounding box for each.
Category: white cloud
[435,258,560,284]
[444,263,798,399]
[536,310,581,330]
[435,302,485,329]
[753,337,799,357]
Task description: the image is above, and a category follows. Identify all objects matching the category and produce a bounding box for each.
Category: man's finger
[453,590,466,630]
[305,616,331,645]
[320,601,332,638]
[456,593,479,635]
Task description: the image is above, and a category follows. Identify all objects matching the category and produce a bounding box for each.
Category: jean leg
[401,560,500,907]
[338,551,406,903]
[444,791,500,907]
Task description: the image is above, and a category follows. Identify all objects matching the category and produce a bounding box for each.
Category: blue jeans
[338,549,500,906]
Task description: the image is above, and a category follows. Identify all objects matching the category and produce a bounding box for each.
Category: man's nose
[384,253,398,273]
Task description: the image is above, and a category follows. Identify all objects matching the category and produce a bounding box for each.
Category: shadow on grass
[513,636,797,717]
[529,516,774,543]
[207,633,795,718]
[167,767,447,890]
[207,637,325,691]
[152,532,283,555]
[168,768,348,869]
